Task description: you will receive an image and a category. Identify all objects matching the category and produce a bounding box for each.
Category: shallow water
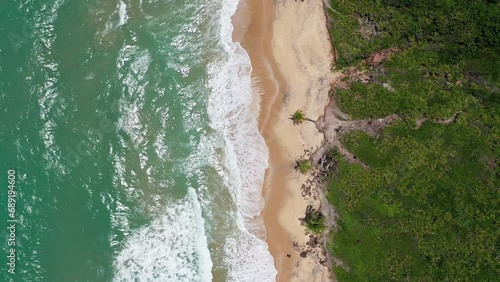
[0,0,275,281]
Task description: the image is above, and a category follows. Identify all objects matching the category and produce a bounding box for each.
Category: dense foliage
[328,0,500,68]
[326,0,499,281]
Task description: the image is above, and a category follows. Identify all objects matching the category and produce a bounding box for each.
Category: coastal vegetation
[303,205,327,235]
[324,0,500,280]
[295,158,313,175]
[290,109,306,125]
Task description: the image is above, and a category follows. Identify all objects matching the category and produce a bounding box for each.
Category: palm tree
[295,158,312,175]
[290,109,305,125]
[303,205,326,234]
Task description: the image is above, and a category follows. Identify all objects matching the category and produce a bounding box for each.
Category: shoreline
[233,0,339,280]
[231,0,296,279]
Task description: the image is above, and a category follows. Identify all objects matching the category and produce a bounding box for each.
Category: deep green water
[0,0,276,281]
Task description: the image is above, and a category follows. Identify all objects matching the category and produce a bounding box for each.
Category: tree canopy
[326,0,499,281]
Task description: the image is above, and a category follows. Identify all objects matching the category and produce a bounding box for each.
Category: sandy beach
[233,0,338,281]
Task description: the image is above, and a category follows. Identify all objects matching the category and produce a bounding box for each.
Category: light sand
[233,0,339,281]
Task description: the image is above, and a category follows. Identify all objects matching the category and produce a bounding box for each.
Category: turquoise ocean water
[0,0,276,281]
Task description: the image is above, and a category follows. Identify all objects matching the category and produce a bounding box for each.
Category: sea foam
[206,0,277,280]
[117,1,128,27]
[113,188,213,282]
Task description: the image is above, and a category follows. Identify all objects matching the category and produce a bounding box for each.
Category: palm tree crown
[290,109,305,125]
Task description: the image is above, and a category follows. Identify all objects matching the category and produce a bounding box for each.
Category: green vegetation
[295,158,313,175]
[326,0,500,281]
[329,124,499,280]
[328,0,500,69]
[290,109,306,125]
[304,205,327,234]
